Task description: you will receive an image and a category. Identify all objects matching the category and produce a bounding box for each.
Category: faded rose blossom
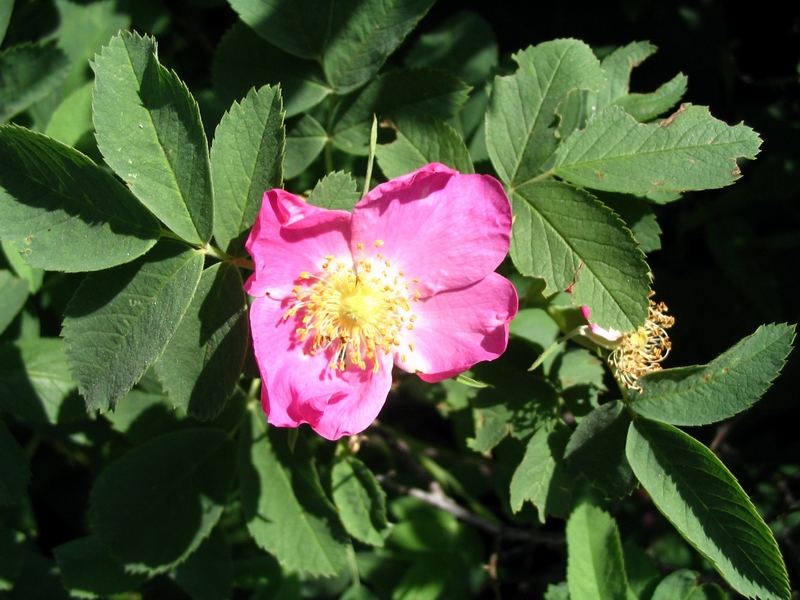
[244,163,518,440]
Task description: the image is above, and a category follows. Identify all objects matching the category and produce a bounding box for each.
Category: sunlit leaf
[0,125,160,272]
[627,418,790,599]
[0,339,82,425]
[0,270,27,336]
[630,323,795,425]
[307,171,360,212]
[509,180,650,332]
[211,84,284,256]
[238,410,349,576]
[566,503,627,600]
[63,242,203,412]
[553,104,762,194]
[509,420,572,520]
[377,112,473,180]
[486,39,605,186]
[92,32,213,244]
[332,457,389,547]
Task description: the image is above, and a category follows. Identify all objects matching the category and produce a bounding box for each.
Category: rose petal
[395,272,518,382]
[249,295,393,440]
[245,189,353,299]
[350,163,512,296]
[311,353,393,440]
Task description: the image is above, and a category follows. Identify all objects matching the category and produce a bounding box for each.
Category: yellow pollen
[374,240,384,247]
[284,257,416,372]
[357,243,364,250]
[609,297,674,391]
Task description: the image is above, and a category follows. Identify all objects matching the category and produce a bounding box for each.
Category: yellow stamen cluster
[609,298,674,391]
[283,241,418,372]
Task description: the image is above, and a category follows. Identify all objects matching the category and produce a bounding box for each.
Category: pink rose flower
[244,163,518,440]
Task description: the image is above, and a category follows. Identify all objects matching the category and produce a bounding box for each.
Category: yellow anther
[374,240,384,247]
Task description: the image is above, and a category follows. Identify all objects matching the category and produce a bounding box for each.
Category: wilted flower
[244,163,518,440]
[609,297,674,390]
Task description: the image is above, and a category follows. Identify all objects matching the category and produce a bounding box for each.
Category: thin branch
[377,475,564,547]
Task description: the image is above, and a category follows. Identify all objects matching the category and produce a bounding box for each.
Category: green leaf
[50,0,131,100]
[174,528,235,600]
[377,112,474,180]
[307,171,361,212]
[92,31,213,244]
[43,81,94,149]
[630,323,795,426]
[509,420,572,520]
[0,1,13,47]
[565,400,637,499]
[509,180,650,332]
[211,85,284,256]
[1,240,43,293]
[486,40,606,187]
[0,125,160,272]
[404,11,498,86]
[0,43,70,123]
[155,263,248,421]
[468,373,559,454]
[626,418,790,599]
[545,582,570,600]
[238,410,349,576]
[599,193,662,253]
[553,104,762,194]
[212,22,329,117]
[0,270,27,336]
[566,503,628,600]
[0,338,81,424]
[230,0,435,94]
[616,73,688,123]
[623,539,660,600]
[63,241,204,412]
[651,569,728,600]
[89,428,237,574]
[54,536,149,599]
[332,68,470,156]
[321,0,436,93]
[0,421,29,506]
[592,42,658,112]
[332,457,389,547]
[285,114,327,180]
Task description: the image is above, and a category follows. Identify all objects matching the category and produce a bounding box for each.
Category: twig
[376,475,564,547]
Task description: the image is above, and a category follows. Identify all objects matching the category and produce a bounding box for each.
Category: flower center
[284,241,419,372]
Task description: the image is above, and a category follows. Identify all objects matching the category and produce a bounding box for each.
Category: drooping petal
[244,189,352,299]
[350,163,512,296]
[396,272,518,382]
[249,294,393,440]
[311,353,393,440]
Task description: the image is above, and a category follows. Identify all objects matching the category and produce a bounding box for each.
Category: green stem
[527,168,556,184]
[232,257,255,271]
[346,543,361,592]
